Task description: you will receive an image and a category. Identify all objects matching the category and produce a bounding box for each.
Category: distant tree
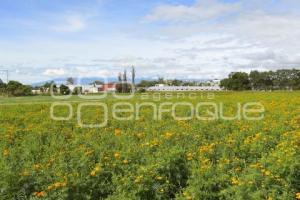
[220,72,251,91]
[50,84,58,94]
[0,82,7,95]
[249,71,261,90]
[7,81,22,92]
[118,72,122,83]
[67,77,75,85]
[123,70,127,82]
[137,88,146,93]
[41,81,56,94]
[249,71,273,90]
[43,82,52,88]
[73,86,82,95]
[116,83,132,93]
[222,69,300,91]
[182,81,198,86]
[158,77,164,84]
[137,80,156,88]
[274,69,299,90]
[290,69,300,90]
[6,81,32,96]
[60,84,71,95]
[0,78,3,84]
[131,66,136,85]
[171,79,183,86]
[131,66,136,92]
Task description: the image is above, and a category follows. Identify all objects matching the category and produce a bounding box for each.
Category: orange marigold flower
[114,128,121,136]
[33,191,46,197]
[296,192,300,200]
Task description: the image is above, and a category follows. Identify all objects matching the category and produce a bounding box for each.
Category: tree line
[0,80,32,96]
[136,78,215,88]
[220,69,300,91]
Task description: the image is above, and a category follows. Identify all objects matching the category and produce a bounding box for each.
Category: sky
[0,0,300,84]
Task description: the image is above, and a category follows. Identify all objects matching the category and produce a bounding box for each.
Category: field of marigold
[0,92,299,200]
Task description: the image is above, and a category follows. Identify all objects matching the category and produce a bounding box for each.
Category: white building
[67,84,102,94]
[147,84,222,91]
[31,89,42,94]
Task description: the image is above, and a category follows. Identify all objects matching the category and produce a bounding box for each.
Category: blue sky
[0,0,300,83]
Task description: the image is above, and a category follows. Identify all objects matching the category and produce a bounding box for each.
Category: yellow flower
[123,159,129,164]
[296,192,300,200]
[90,170,97,177]
[19,171,29,177]
[3,149,9,156]
[84,149,94,156]
[182,192,193,200]
[136,133,144,139]
[261,169,271,176]
[264,170,271,176]
[164,132,174,139]
[186,153,193,161]
[33,164,42,170]
[47,185,54,190]
[114,152,121,159]
[114,128,121,136]
[134,176,142,183]
[231,177,239,185]
[94,165,101,171]
[199,143,215,154]
[90,164,101,177]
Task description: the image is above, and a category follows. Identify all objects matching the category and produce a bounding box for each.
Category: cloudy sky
[0,0,300,83]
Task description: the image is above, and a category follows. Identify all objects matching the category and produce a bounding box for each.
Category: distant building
[31,89,42,95]
[99,83,117,92]
[147,84,222,91]
[67,83,117,94]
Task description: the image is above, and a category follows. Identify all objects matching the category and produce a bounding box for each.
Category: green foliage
[59,84,71,95]
[72,87,82,95]
[1,81,32,96]
[116,83,132,93]
[221,72,251,91]
[222,69,300,91]
[0,92,299,199]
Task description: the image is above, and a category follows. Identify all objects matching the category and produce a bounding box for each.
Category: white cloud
[141,0,300,75]
[145,0,240,22]
[43,68,66,76]
[2,0,300,83]
[52,14,86,32]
